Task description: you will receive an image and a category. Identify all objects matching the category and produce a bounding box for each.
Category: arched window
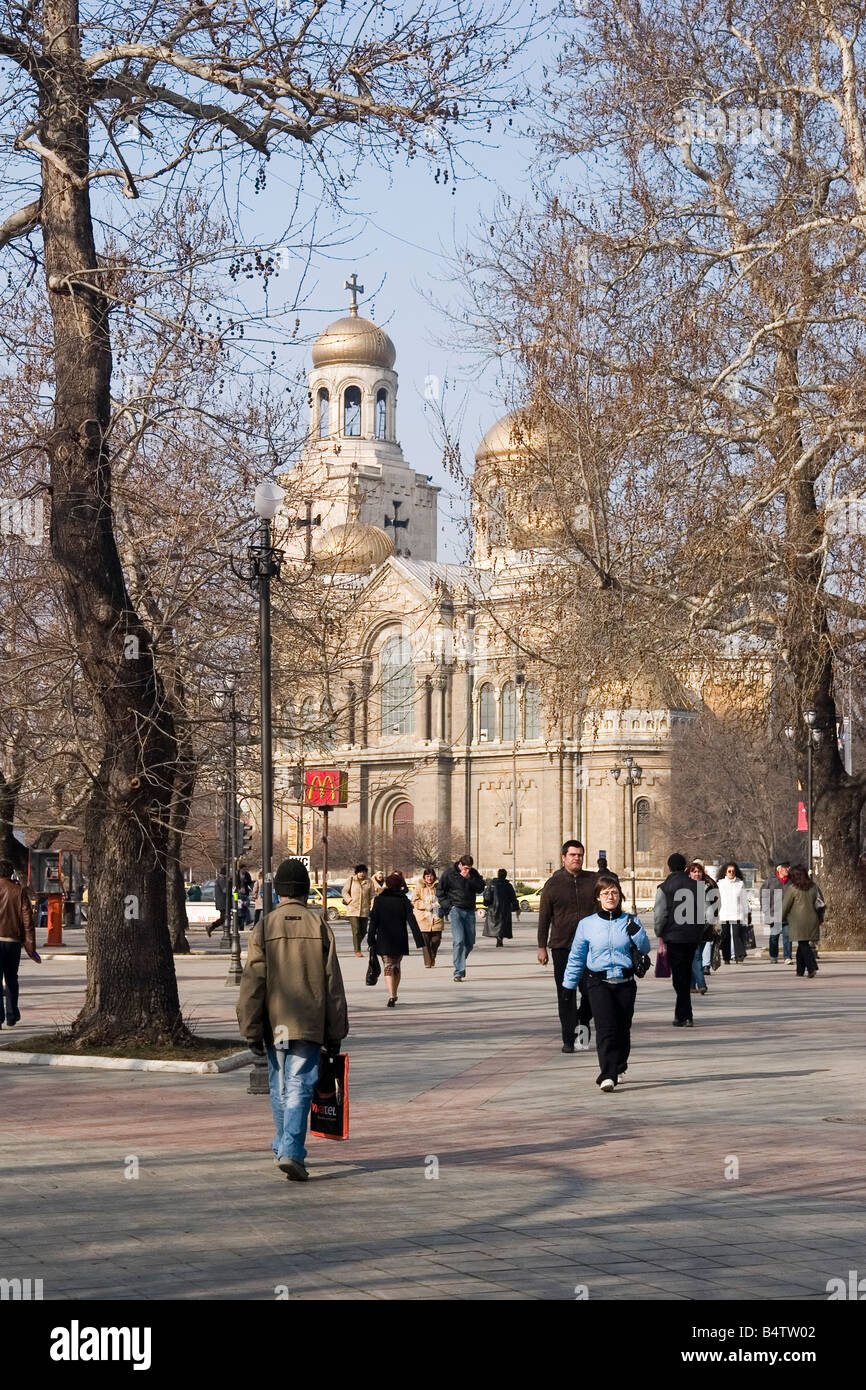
[524,683,541,740]
[478,683,495,741]
[319,699,335,749]
[343,385,361,437]
[300,696,315,731]
[635,798,650,854]
[346,683,357,745]
[317,387,330,439]
[375,388,388,440]
[380,635,414,735]
[501,681,516,741]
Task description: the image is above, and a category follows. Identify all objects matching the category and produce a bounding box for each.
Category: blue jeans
[691,946,706,990]
[450,908,476,976]
[266,1041,321,1163]
[768,926,792,961]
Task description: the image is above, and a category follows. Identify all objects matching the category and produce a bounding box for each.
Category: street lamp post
[250,482,285,919]
[211,680,243,984]
[610,753,643,913]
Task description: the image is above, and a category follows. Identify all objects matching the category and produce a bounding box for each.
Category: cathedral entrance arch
[370,789,414,876]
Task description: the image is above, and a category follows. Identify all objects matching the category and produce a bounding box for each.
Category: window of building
[380,635,414,735]
[375,388,388,440]
[319,699,335,749]
[299,696,315,732]
[343,385,361,437]
[317,387,330,439]
[478,683,495,741]
[347,683,356,745]
[524,683,541,739]
[501,681,516,741]
[635,798,650,854]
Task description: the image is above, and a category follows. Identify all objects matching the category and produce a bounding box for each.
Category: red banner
[304,769,349,807]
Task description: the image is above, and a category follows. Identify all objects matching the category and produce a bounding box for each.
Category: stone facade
[271,288,681,889]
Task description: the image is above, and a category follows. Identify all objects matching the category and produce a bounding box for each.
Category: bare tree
[0,0,525,1043]
[454,0,866,913]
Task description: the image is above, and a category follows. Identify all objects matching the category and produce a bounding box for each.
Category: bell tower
[280,277,440,567]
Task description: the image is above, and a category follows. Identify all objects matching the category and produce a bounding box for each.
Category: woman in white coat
[718,861,750,964]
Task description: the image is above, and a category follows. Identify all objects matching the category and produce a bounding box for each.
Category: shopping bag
[365,949,381,986]
[654,938,672,978]
[310,1052,349,1141]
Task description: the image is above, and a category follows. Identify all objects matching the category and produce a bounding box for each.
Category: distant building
[272,284,688,885]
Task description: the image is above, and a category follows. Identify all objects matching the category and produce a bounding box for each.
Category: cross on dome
[344,272,364,317]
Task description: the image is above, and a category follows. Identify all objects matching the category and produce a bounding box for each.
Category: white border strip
[0,1048,254,1074]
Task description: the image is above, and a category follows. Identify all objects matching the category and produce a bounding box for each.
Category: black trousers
[0,941,22,1025]
[666,942,696,1021]
[720,921,747,962]
[796,940,817,975]
[585,974,636,1082]
[552,947,592,1045]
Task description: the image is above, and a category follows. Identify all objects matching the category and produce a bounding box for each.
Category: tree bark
[40,0,186,1044]
[167,711,196,955]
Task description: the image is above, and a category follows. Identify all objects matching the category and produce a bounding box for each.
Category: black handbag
[365,949,381,986]
[625,915,651,979]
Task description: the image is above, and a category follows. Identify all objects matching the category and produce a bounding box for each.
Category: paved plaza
[1,919,864,1301]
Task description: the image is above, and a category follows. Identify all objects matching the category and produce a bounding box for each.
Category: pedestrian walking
[437,855,485,982]
[537,840,599,1052]
[782,864,823,977]
[252,871,264,926]
[342,863,374,956]
[687,861,719,994]
[482,868,520,947]
[562,875,651,1092]
[718,861,750,963]
[411,867,444,967]
[368,872,418,1006]
[236,857,348,1182]
[372,871,386,895]
[209,865,228,938]
[654,853,708,1027]
[0,860,40,1027]
[187,881,203,903]
[761,862,793,964]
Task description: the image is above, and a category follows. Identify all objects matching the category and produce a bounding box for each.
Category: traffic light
[240,821,253,855]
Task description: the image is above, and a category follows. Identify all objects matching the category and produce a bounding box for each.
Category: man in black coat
[538,840,599,1052]
[653,853,710,1026]
[437,855,485,982]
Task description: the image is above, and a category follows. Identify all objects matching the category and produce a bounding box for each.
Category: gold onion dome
[311,313,396,370]
[313,523,394,575]
[475,409,548,464]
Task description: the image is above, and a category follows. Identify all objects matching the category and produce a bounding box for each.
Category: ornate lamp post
[610,753,643,913]
[250,481,285,919]
[211,679,243,984]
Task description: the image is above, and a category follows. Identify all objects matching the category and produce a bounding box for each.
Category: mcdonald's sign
[304,768,349,807]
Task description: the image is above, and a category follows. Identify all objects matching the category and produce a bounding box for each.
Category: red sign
[304,769,349,807]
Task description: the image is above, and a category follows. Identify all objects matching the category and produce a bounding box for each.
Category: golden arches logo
[304,769,347,806]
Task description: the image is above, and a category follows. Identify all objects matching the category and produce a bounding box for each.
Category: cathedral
[272,282,684,887]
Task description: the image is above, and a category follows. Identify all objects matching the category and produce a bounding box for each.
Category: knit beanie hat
[274,858,310,899]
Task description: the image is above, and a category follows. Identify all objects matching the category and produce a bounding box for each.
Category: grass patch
[0,1033,247,1061]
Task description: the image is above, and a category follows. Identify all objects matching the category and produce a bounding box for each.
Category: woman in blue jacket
[562,875,651,1092]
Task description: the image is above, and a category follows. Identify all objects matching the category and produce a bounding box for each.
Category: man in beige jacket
[342,862,375,956]
[237,858,348,1182]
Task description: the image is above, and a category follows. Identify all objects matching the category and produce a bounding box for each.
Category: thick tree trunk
[40,0,187,1045]
[0,769,26,872]
[167,733,196,955]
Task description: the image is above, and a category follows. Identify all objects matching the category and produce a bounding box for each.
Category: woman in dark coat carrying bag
[368,872,419,1009]
[482,868,520,946]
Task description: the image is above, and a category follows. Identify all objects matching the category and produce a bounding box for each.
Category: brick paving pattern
[1,919,864,1300]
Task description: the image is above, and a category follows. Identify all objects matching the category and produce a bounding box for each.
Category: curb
[0,1048,254,1075]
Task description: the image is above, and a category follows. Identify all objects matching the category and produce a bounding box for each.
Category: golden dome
[312,312,396,370]
[476,409,548,464]
[313,522,394,575]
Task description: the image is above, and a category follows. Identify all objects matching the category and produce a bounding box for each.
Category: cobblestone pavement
[1,919,864,1301]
